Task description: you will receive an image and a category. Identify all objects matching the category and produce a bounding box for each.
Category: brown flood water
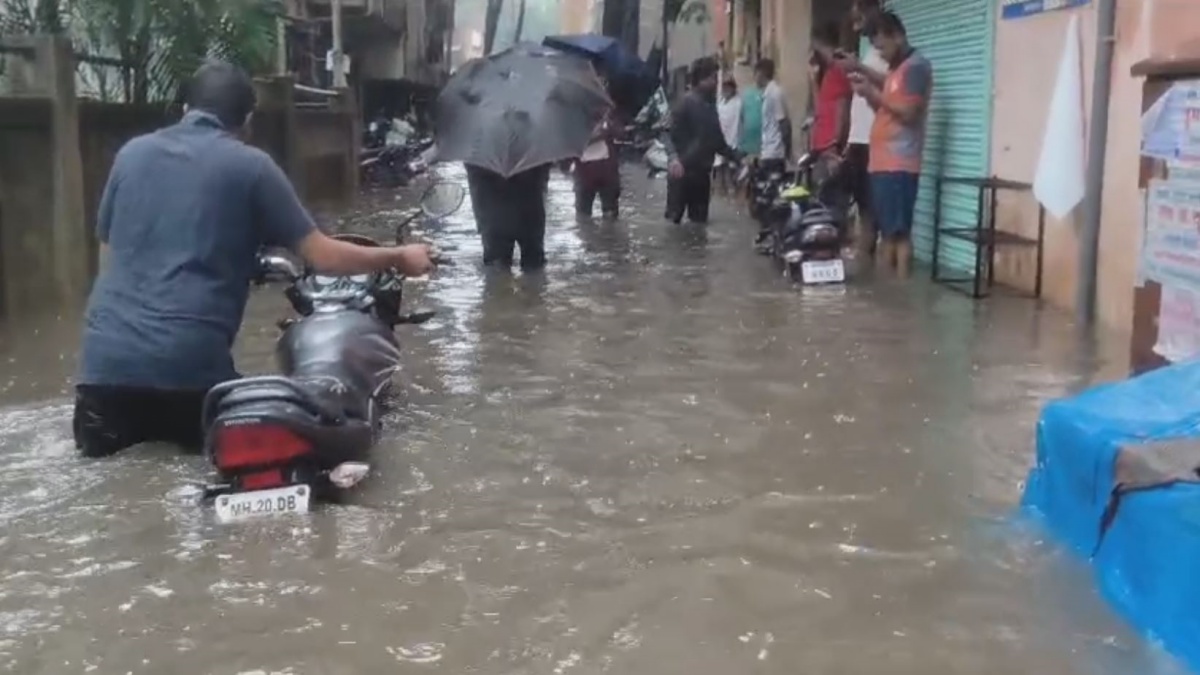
[0,166,1185,674]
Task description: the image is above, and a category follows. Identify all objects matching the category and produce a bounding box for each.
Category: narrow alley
[0,167,1177,674]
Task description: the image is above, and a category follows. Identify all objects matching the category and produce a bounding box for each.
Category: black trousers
[575,178,620,218]
[73,385,208,457]
[665,169,712,224]
[467,165,550,270]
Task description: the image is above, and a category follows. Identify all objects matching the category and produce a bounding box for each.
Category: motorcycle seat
[208,379,344,425]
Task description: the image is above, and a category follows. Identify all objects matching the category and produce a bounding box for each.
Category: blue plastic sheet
[1023,359,1200,670]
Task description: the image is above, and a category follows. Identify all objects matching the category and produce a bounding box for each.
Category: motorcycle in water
[360,135,434,189]
[755,150,847,285]
[201,181,466,523]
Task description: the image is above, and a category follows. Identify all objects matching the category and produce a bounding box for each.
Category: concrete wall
[761,0,812,133]
[360,39,407,79]
[0,100,56,317]
[77,103,173,282]
[294,108,358,204]
[990,0,1199,331]
[0,49,359,319]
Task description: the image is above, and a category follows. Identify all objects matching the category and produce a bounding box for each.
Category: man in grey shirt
[74,62,434,457]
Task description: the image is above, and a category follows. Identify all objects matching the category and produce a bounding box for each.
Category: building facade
[725,0,1200,337]
[286,0,454,87]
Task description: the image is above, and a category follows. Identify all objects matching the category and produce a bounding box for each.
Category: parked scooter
[751,145,847,284]
[773,153,844,284]
[201,181,466,523]
[360,135,434,188]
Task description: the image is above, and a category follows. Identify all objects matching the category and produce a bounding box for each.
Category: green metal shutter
[886,0,995,271]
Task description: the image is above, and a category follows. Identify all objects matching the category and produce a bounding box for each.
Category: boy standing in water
[574,105,621,220]
[715,77,742,196]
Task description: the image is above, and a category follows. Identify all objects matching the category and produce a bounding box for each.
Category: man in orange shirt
[845,10,932,278]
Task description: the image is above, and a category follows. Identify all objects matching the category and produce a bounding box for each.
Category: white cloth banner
[1032,14,1086,220]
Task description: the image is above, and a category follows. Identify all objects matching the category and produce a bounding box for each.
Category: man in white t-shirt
[841,0,889,259]
[715,76,742,195]
[756,58,790,172]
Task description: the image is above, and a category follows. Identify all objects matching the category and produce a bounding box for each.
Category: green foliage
[1,0,281,102]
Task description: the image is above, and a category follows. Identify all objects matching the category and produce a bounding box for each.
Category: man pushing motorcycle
[74,61,436,458]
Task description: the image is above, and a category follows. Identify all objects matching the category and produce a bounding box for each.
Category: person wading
[737,78,764,203]
[715,76,742,196]
[843,0,889,259]
[809,21,853,215]
[573,101,621,220]
[845,10,933,279]
[663,57,740,224]
[74,61,435,458]
[752,57,791,247]
[755,58,791,176]
[466,163,553,270]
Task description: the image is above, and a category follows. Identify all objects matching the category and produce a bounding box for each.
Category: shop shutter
[885,0,995,271]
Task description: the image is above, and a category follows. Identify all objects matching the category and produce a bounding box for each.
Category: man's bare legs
[856,207,877,261]
[895,236,911,279]
[877,235,912,278]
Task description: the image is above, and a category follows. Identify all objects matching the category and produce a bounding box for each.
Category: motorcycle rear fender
[207,398,375,472]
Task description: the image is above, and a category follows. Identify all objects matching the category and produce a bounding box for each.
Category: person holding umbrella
[466,163,553,270]
[433,44,612,270]
[663,57,741,224]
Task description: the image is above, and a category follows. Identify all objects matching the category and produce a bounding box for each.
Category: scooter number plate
[215,484,311,524]
[800,259,845,284]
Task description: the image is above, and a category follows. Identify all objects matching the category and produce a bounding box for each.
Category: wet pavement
[0,167,1184,674]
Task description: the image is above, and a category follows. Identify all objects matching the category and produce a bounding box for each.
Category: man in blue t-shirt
[74,62,435,457]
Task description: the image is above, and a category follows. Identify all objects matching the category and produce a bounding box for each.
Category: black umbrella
[541,34,659,119]
[434,43,613,178]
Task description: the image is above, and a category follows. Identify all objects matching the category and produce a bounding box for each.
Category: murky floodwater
[0,166,1184,674]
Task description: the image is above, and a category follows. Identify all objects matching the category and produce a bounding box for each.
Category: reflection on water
[0,167,1180,674]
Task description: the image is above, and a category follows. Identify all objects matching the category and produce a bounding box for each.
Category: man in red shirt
[809,21,853,211]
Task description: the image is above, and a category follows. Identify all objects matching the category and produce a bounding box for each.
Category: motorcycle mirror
[419,181,466,220]
[257,253,302,283]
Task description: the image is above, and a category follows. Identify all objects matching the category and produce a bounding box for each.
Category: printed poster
[1141,80,1200,162]
[1153,285,1200,363]
[1141,178,1200,290]
[1143,176,1200,362]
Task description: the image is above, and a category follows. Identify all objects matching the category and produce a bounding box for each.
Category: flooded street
[0,167,1182,674]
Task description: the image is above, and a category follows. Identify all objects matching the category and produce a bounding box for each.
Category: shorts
[74,384,208,457]
[843,144,870,208]
[869,171,920,238]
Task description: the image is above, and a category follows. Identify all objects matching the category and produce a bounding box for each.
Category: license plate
[800,259,845,284]
[215,484,311,524]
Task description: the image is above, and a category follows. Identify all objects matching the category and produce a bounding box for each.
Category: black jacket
[663,89,738,172]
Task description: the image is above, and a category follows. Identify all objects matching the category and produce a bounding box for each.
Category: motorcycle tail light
[240,468,286,490]
[213,424,312,471]
[801,224,839,244]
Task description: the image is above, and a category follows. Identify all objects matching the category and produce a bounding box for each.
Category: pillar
[40,35,88,308]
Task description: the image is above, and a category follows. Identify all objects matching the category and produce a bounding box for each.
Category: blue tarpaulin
[1023,359,1200,671]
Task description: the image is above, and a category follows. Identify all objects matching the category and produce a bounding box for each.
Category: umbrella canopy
[542,34,658,119]
[435,43,612,178]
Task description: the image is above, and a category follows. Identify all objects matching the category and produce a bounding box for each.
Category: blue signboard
[1001,0,1089,20]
